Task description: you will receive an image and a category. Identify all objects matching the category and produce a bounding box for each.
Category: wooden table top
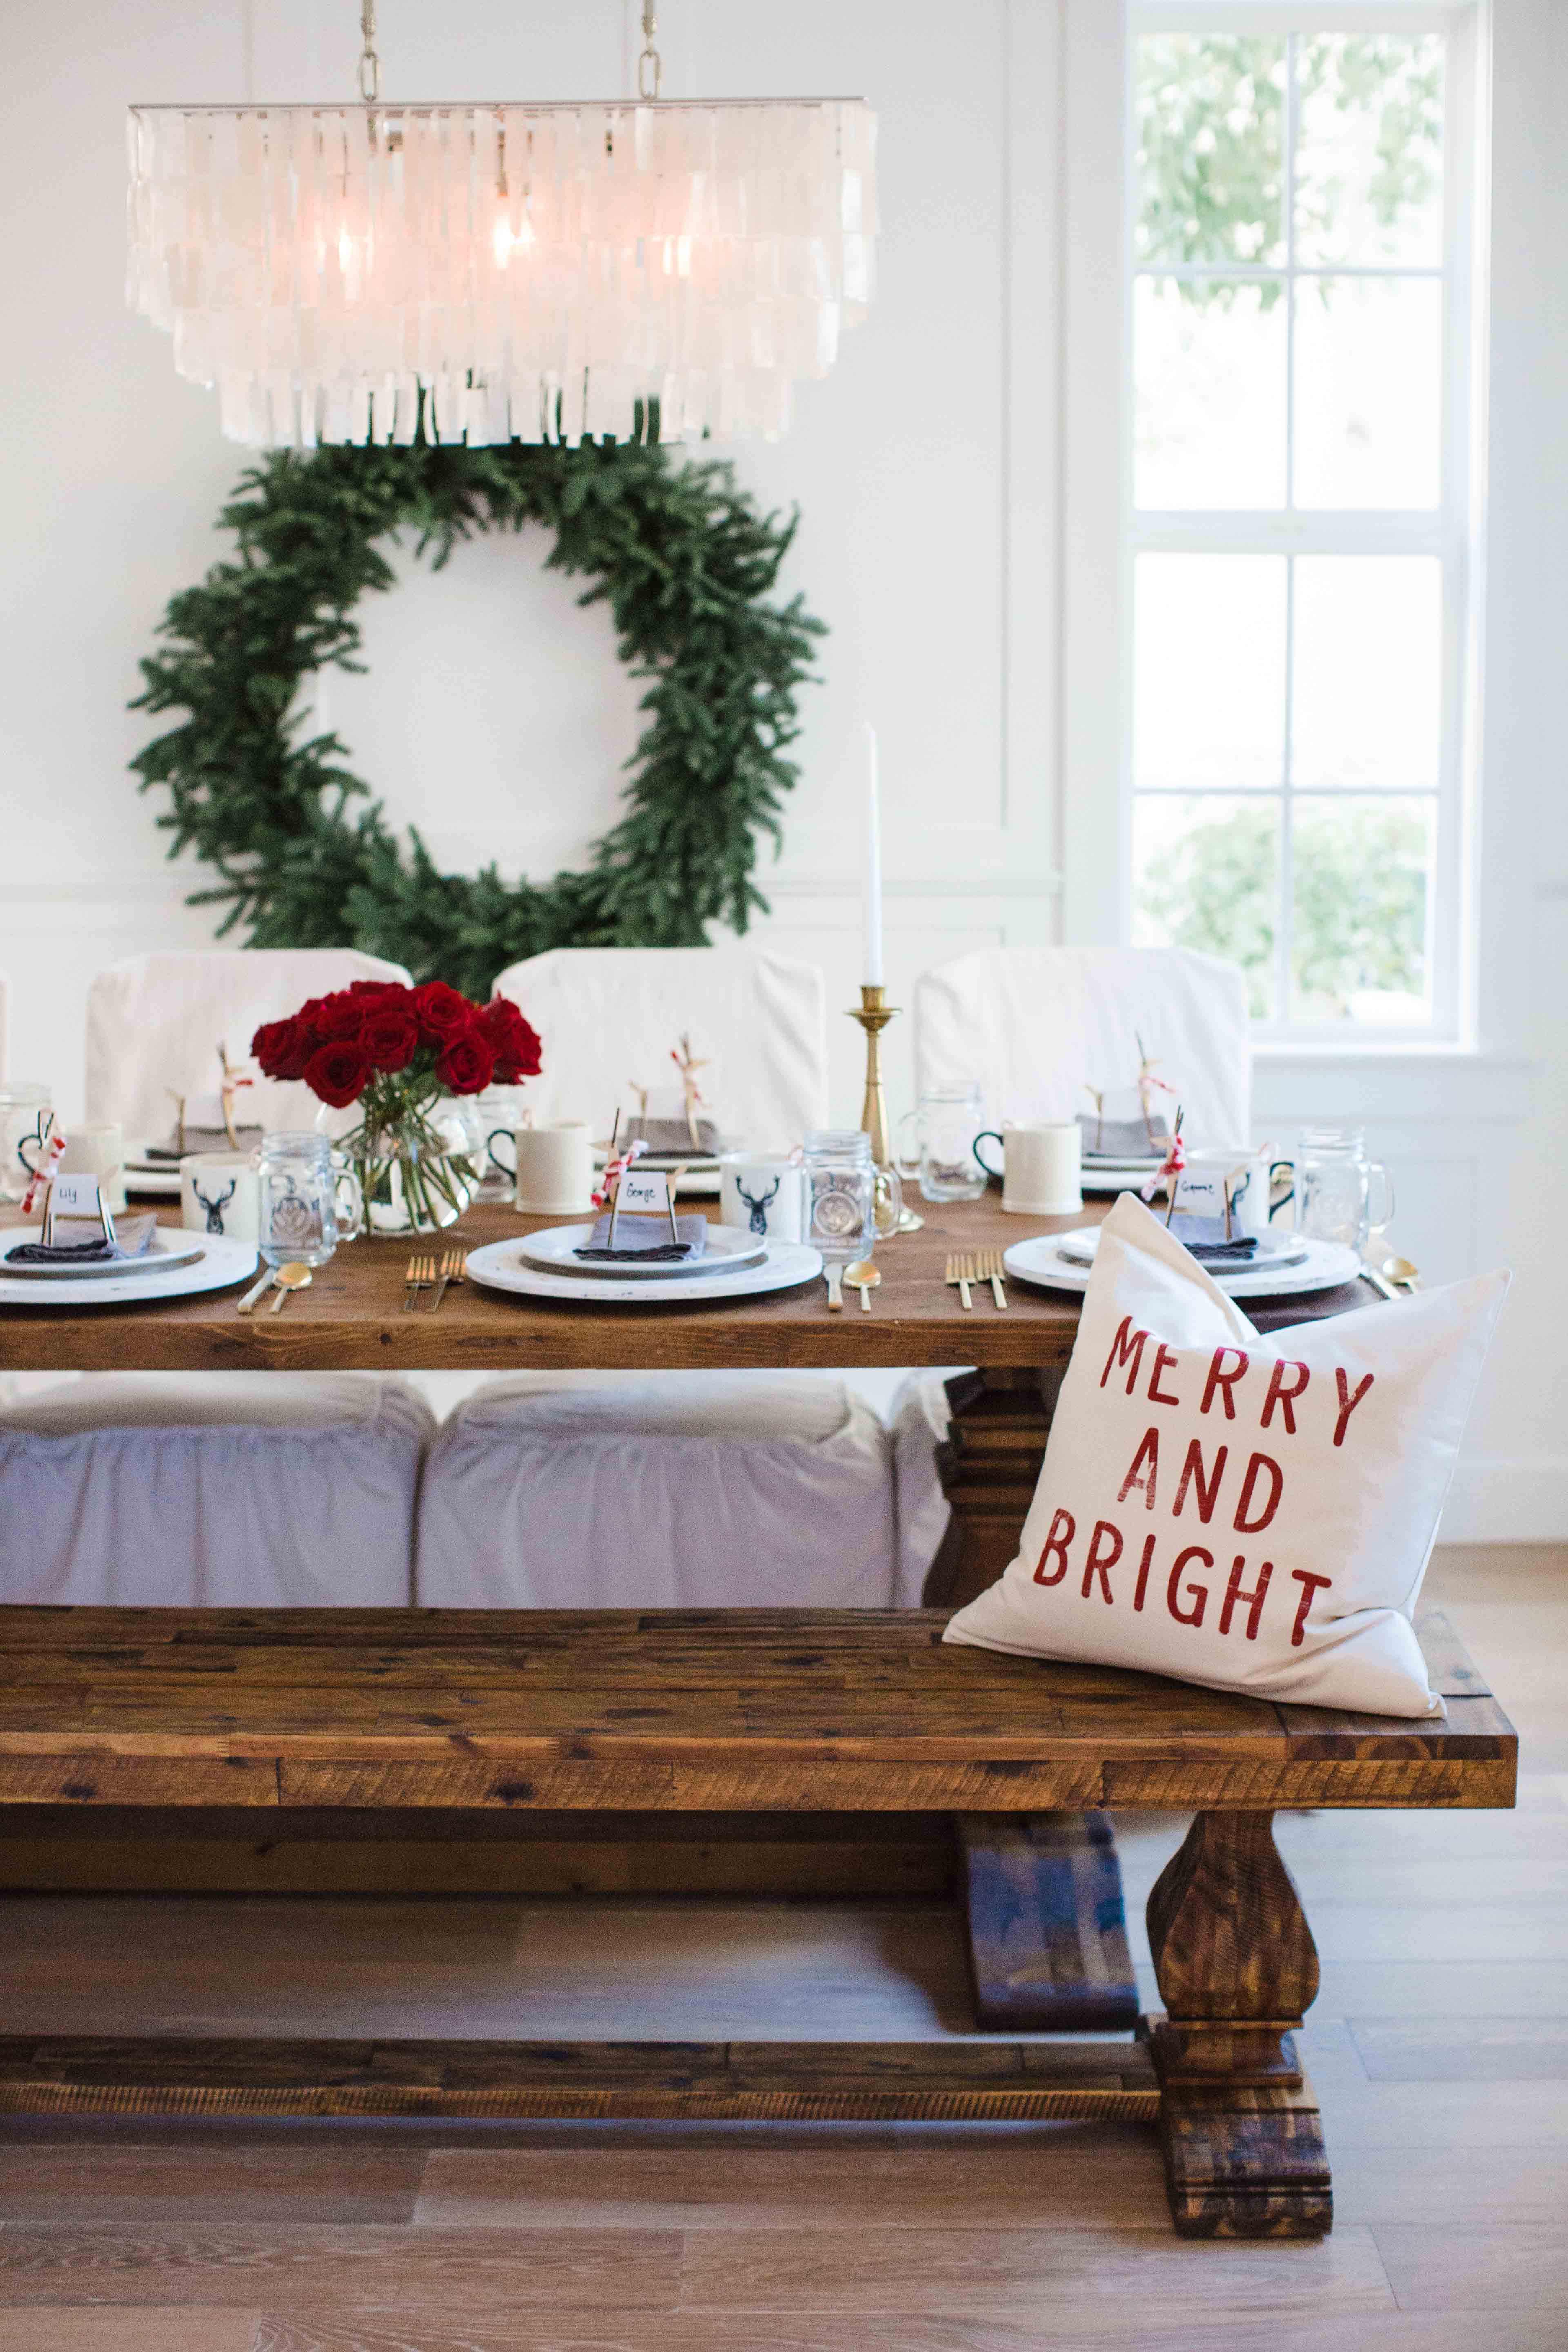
[0,1606,1514,1814]
[0,1193,1369,1374]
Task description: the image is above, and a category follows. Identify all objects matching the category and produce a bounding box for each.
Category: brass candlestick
[847,985,923,1234]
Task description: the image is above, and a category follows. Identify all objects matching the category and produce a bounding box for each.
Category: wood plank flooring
[0,1544,1562,2350]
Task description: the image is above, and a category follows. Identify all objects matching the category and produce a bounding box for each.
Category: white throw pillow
[945,1195,1508,1718]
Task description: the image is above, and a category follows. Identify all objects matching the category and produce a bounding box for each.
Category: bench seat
[0,1604,1515,2240]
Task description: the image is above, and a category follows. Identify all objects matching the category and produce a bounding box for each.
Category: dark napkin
[574,1210,711,1263]
[7,1213,160,1267]
[1165,1214,1261,1265]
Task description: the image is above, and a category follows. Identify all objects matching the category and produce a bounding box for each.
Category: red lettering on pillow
[1132,1532,1156,1613]
[1148,1344,1182,1407]
[1033,1508,1075,1586]
[1233,1452,1284,1534]
[1289,1568,1334,1646]
[1333,1369,1375,1447]
[1172,1438,1228,1524]
[1200,1348,1249,1419]
[1218,1553,1274,1639]
[1116,1428,1160,1511]
[1082,1520,1123,1603]
[1261,1359,1310,1434]
[1100,1318,1148,1395]
[1167,1545,1212,1628]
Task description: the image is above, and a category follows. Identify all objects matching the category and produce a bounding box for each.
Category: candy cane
[20,1123,65,1217]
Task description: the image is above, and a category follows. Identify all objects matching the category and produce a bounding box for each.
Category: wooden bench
[0,1604,1514,2238]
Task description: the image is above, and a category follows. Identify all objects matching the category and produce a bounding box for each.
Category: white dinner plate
[0,1230,207,1283]
[518,1222,767,1281]
[1054,1225,1310,1273]
[466,1236,822,1307]
[1081,1168,1162,1196]
[0,1232,258,1308]
[1002,1229,1361,1301]
[123,1165,183,1198]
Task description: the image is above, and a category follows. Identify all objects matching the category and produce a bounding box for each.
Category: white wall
[0,0,1562,1537]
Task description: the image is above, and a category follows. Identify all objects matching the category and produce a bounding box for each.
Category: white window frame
[1060,0,1489,1050]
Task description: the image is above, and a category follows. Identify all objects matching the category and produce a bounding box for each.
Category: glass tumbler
[1295,1124,1394,1252]
[896,1080,987,1203]
[256,1132,363,1267]
[0,1085,54,1205]
[802,1129,876,1272]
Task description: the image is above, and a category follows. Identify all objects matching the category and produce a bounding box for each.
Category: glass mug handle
[1267,1158,1295,1221]
[872,1165,903,1238]
[486,1125,518,1179]
[893,1108,923,1183]
[332,1154,364,1243]
[1367,1159,1396,1235]
[973,1129,1005,1182]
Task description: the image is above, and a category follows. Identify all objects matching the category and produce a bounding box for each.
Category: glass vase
[337,1106,479,1238]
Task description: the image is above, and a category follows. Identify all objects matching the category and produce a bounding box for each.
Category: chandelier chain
[638,2,662,98]
[358,0,381,102]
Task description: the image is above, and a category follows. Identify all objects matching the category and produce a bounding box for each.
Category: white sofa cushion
[416,1372,897,1608]
[0,1374,431,1607]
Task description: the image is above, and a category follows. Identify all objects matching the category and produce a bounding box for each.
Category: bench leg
[1145,1809,1331,2239]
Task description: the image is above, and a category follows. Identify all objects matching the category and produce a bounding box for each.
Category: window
[1126,11,1480,1036]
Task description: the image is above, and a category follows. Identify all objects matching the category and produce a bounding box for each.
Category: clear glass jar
[0,1084,54,1206]
[256,1132,363,1266]
[895,1079,987,1203]
[802,1129,876,1264]
[1295,1123,1395,1252]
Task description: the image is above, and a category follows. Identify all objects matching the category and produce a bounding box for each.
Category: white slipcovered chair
[0,1376,431,1606]
[489,945,828,1143]
[0,966,8,1080]
[85,949,413,1143]
[893,944,1254,1601]
[413,947,893,1612]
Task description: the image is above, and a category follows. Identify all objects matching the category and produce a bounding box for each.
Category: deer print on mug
[719,1155,805,1245]
[180,1154,261,1247]
[735,1174,780,1236]
[194,1177,237,1234]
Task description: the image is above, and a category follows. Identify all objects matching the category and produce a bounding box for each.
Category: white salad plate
[0,1232,258,1308]
[1054,1226,1310,1273]
[467,1235,822,1307]
[1003,1229,1361,1300]
[0,1230,207,1283]
[122,1151,184,1198]
[518,1222,767,1282]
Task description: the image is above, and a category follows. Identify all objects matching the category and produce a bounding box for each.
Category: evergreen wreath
[131,439,824,1000]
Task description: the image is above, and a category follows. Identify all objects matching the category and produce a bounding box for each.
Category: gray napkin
[575,1210,711,1262]
[8,1213,160,1267]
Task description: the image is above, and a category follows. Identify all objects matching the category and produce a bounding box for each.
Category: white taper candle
[861,720,884,987]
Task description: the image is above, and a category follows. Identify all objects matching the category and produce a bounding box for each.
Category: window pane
[1293,278,1442,508]
[1134,795,1279,1020]
[1295,35,1446,269]
[1293,556,1441,788]
[1290,796,1435,1023]
[1134,555,1285,788]
[1135,35,1286,269]
[1135,280,1287,509]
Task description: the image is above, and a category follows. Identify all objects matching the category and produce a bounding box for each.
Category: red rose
[414,981,478,1045]
[435,1033,496,1095]
[347,980,405,1000]
[363,1005,421,1073]
[303,1040,372,1109]
[316,991,372,1043]
[478,996,543,1082]
[251,1016,312,1082]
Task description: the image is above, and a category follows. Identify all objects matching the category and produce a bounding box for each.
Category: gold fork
[402,1252,437,1312]
[976,1247,1009,1310]
[945,1252,974,1310]
[427,1246,467,1312]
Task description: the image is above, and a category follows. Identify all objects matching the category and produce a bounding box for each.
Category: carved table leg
[934,1369,1138,2031]
[1145,1809,1331,2238]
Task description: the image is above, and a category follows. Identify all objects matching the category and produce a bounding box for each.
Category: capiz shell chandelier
[127,2,877,450]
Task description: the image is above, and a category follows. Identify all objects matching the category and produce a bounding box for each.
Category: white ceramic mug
[180,1151,261,1243]
[503,1122,595,1215]
[56,1123,126,1216]
[974,1122,1083,1216]
[1173,1146,1292,1237]
[719,1153,807,1243]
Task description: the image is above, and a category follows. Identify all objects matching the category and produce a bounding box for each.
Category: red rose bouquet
[252,981,542,1236]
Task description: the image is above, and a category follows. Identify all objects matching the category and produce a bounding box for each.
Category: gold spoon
[845,1259,880,1313]
[267,1261,312,1315]
[1381,1254,1422,1292]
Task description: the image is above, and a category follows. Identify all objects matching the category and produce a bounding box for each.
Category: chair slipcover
[0,1374,431,1607]
[914,945,1252,1150]
[416,1372,903,1608]
[85,950,413,1145]
[0,967,8,1082]
[489,947,828,1147]
[900,945,1254,1597]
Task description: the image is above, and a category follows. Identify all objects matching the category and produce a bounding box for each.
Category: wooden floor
[0,1545,1562,2351]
